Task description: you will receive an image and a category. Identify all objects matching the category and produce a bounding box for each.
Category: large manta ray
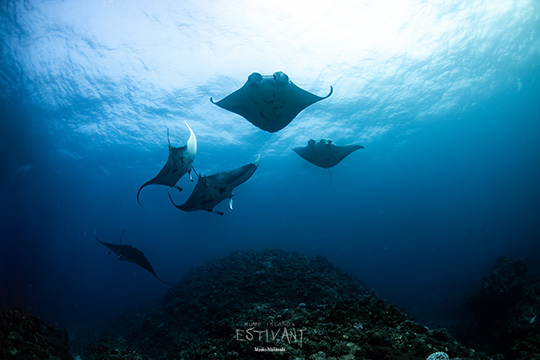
[137,121,197,205]
[168,155,260,216]
[96,230,169,285]
[293,139,364,168]
[211,71,333,133]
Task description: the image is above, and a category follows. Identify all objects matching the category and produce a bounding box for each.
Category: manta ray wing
[211,72,332,133]
[137,121,197,206]
[96,237,124,255]
[168,155,260,215]
[117,245,170,285]
[96,237,170,285]
[293,139,364,168]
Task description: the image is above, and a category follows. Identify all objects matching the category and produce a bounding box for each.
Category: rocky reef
[81,249,479,360]
[0,306,73,360]
[467,256,540,359]
[4,252,539,359]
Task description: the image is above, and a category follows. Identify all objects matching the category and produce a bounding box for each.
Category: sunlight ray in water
[1,0,536,151]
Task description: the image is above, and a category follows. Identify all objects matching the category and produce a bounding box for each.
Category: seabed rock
[81,249,480,360]
[0,307,74,360]
[467,256,540,359]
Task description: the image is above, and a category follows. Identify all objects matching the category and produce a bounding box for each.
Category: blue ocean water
[1,0,539,340]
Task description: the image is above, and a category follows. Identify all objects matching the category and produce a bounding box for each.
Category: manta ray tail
[119,228,125,245]
[153,274,170,285]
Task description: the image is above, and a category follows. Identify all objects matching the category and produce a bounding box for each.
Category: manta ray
[293,139,364,168]
[96,230,169,285]
[211,71,333,133]
[168,155,260,216]
[137,121,197,206]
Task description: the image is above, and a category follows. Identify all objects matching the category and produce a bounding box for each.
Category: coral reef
[467,256,540,359]
[81,249,480,360]
[426,352,450,360]
[468,256,529,327]
[0,307,73,360]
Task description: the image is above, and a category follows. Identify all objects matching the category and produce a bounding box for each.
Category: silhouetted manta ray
[137,121,197,206]
[168,155,260,216]
[96,230,169,285]
[211,71,333,133]
[293,139,364,168]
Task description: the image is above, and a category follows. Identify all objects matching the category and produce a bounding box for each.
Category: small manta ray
[293,139,365,169]
[168,155,261,216]
[211,71,333,133]
[137,121,197,206]
[96,230,169,285]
